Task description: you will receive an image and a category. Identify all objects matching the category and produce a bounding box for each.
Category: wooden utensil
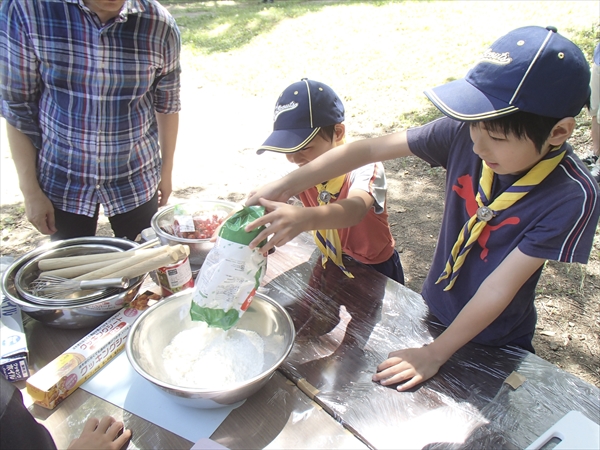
[73,245,189,281]
[38,247,167,279]
[38,239,161,271]
[101,245,190,279]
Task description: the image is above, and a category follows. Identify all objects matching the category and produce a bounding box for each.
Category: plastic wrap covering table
[11,231,599,449]
[261,232,600,449]
[14,276,365,449]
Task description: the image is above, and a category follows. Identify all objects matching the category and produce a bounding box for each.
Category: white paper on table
[192,438,229,449]
[81,352,239,443]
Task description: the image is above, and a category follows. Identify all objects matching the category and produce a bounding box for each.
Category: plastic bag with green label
[190,206,267,330]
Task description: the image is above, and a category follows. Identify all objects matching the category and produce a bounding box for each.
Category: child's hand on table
[372,345,445,391]
[67,416,131,450]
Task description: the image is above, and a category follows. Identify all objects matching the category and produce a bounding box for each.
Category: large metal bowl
[1,237,146,329]
[150,200,240,272]
[126,290,295,409]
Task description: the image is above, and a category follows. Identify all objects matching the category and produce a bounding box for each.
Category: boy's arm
[246,131,412,206]
[373,247,546,390]
[246,191,374,252]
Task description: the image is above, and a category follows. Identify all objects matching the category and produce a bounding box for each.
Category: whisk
[29,275,130,299]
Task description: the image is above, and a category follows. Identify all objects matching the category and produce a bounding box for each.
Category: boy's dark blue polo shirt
[407,117,600,348]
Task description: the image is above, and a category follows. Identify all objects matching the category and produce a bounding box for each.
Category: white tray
[526,410,600,449]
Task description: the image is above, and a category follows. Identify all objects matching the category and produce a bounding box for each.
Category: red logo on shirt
[453,175,520,261]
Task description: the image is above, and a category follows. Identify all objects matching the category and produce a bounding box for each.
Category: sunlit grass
[162,0,599,137]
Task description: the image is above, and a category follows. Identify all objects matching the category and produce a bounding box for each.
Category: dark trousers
[51,193,158,242]
[367,249,405,285]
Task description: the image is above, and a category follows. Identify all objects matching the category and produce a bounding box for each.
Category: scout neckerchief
[436,145,565,291]
[313,174,355,278]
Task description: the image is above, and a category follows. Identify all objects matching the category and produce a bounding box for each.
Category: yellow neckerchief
[313,174,354,278]
[437,145,566,291]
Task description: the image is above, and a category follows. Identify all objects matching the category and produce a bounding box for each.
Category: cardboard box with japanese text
[1,297,30,381]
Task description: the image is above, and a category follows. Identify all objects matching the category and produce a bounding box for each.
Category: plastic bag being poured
[190,206,267,330]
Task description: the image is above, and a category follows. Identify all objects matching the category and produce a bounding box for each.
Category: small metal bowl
[151,200,240,272]
[126,290,295,409]
[1,237,146,329]
[15,244,125,305]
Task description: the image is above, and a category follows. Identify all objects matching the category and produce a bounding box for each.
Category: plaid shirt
[0,0,181,217]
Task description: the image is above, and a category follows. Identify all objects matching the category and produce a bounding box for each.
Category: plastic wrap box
[26,291,162,409]
[0,297,30,382]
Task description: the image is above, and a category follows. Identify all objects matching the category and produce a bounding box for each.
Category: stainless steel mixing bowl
[150,200,240,272]
[1,237,146,329]
[126,290,295,409]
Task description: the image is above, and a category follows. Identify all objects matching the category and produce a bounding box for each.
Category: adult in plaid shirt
[0,0,181,240]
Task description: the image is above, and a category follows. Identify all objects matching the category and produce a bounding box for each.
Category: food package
[169,205,228,239]
[190,206,267,330]
[0,297,30,382]
[26,290,162,409]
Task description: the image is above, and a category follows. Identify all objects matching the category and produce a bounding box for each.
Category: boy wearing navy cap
[252,79,404,284]
[246,27,600,390]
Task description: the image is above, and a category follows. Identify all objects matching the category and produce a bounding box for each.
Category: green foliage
[164,1,599,58]
[395,105,444,129]
[564,23,599,62]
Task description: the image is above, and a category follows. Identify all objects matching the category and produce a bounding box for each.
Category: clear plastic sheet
[261,233,600,449]
[3,253,366,450]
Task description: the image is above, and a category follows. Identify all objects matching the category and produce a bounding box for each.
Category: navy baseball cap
[257,79,345,154]
[424,26,591,121]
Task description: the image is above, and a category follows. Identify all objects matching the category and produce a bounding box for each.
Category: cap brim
[424,78,519,121]
[256,127,320,154]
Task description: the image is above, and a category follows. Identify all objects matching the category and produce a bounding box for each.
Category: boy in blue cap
[253,79,404,284]
[246,27,600,390]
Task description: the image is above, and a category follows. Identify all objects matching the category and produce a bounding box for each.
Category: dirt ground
[1,85,599,388]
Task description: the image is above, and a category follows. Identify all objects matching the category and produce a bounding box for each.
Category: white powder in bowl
[162,322,265,388]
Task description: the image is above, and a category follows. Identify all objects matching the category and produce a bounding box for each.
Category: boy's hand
[245,198,307,253]
[245,180,291,207]
[372,345,444,391]
[67,416,131,450]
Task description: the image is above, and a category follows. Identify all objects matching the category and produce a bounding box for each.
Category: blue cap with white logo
[424,26,591,121]
[257,79,345,154]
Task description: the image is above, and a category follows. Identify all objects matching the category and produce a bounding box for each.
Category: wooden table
[10,232,600,449]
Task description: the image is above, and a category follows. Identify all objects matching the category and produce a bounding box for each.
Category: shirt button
[96,185,100,189]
